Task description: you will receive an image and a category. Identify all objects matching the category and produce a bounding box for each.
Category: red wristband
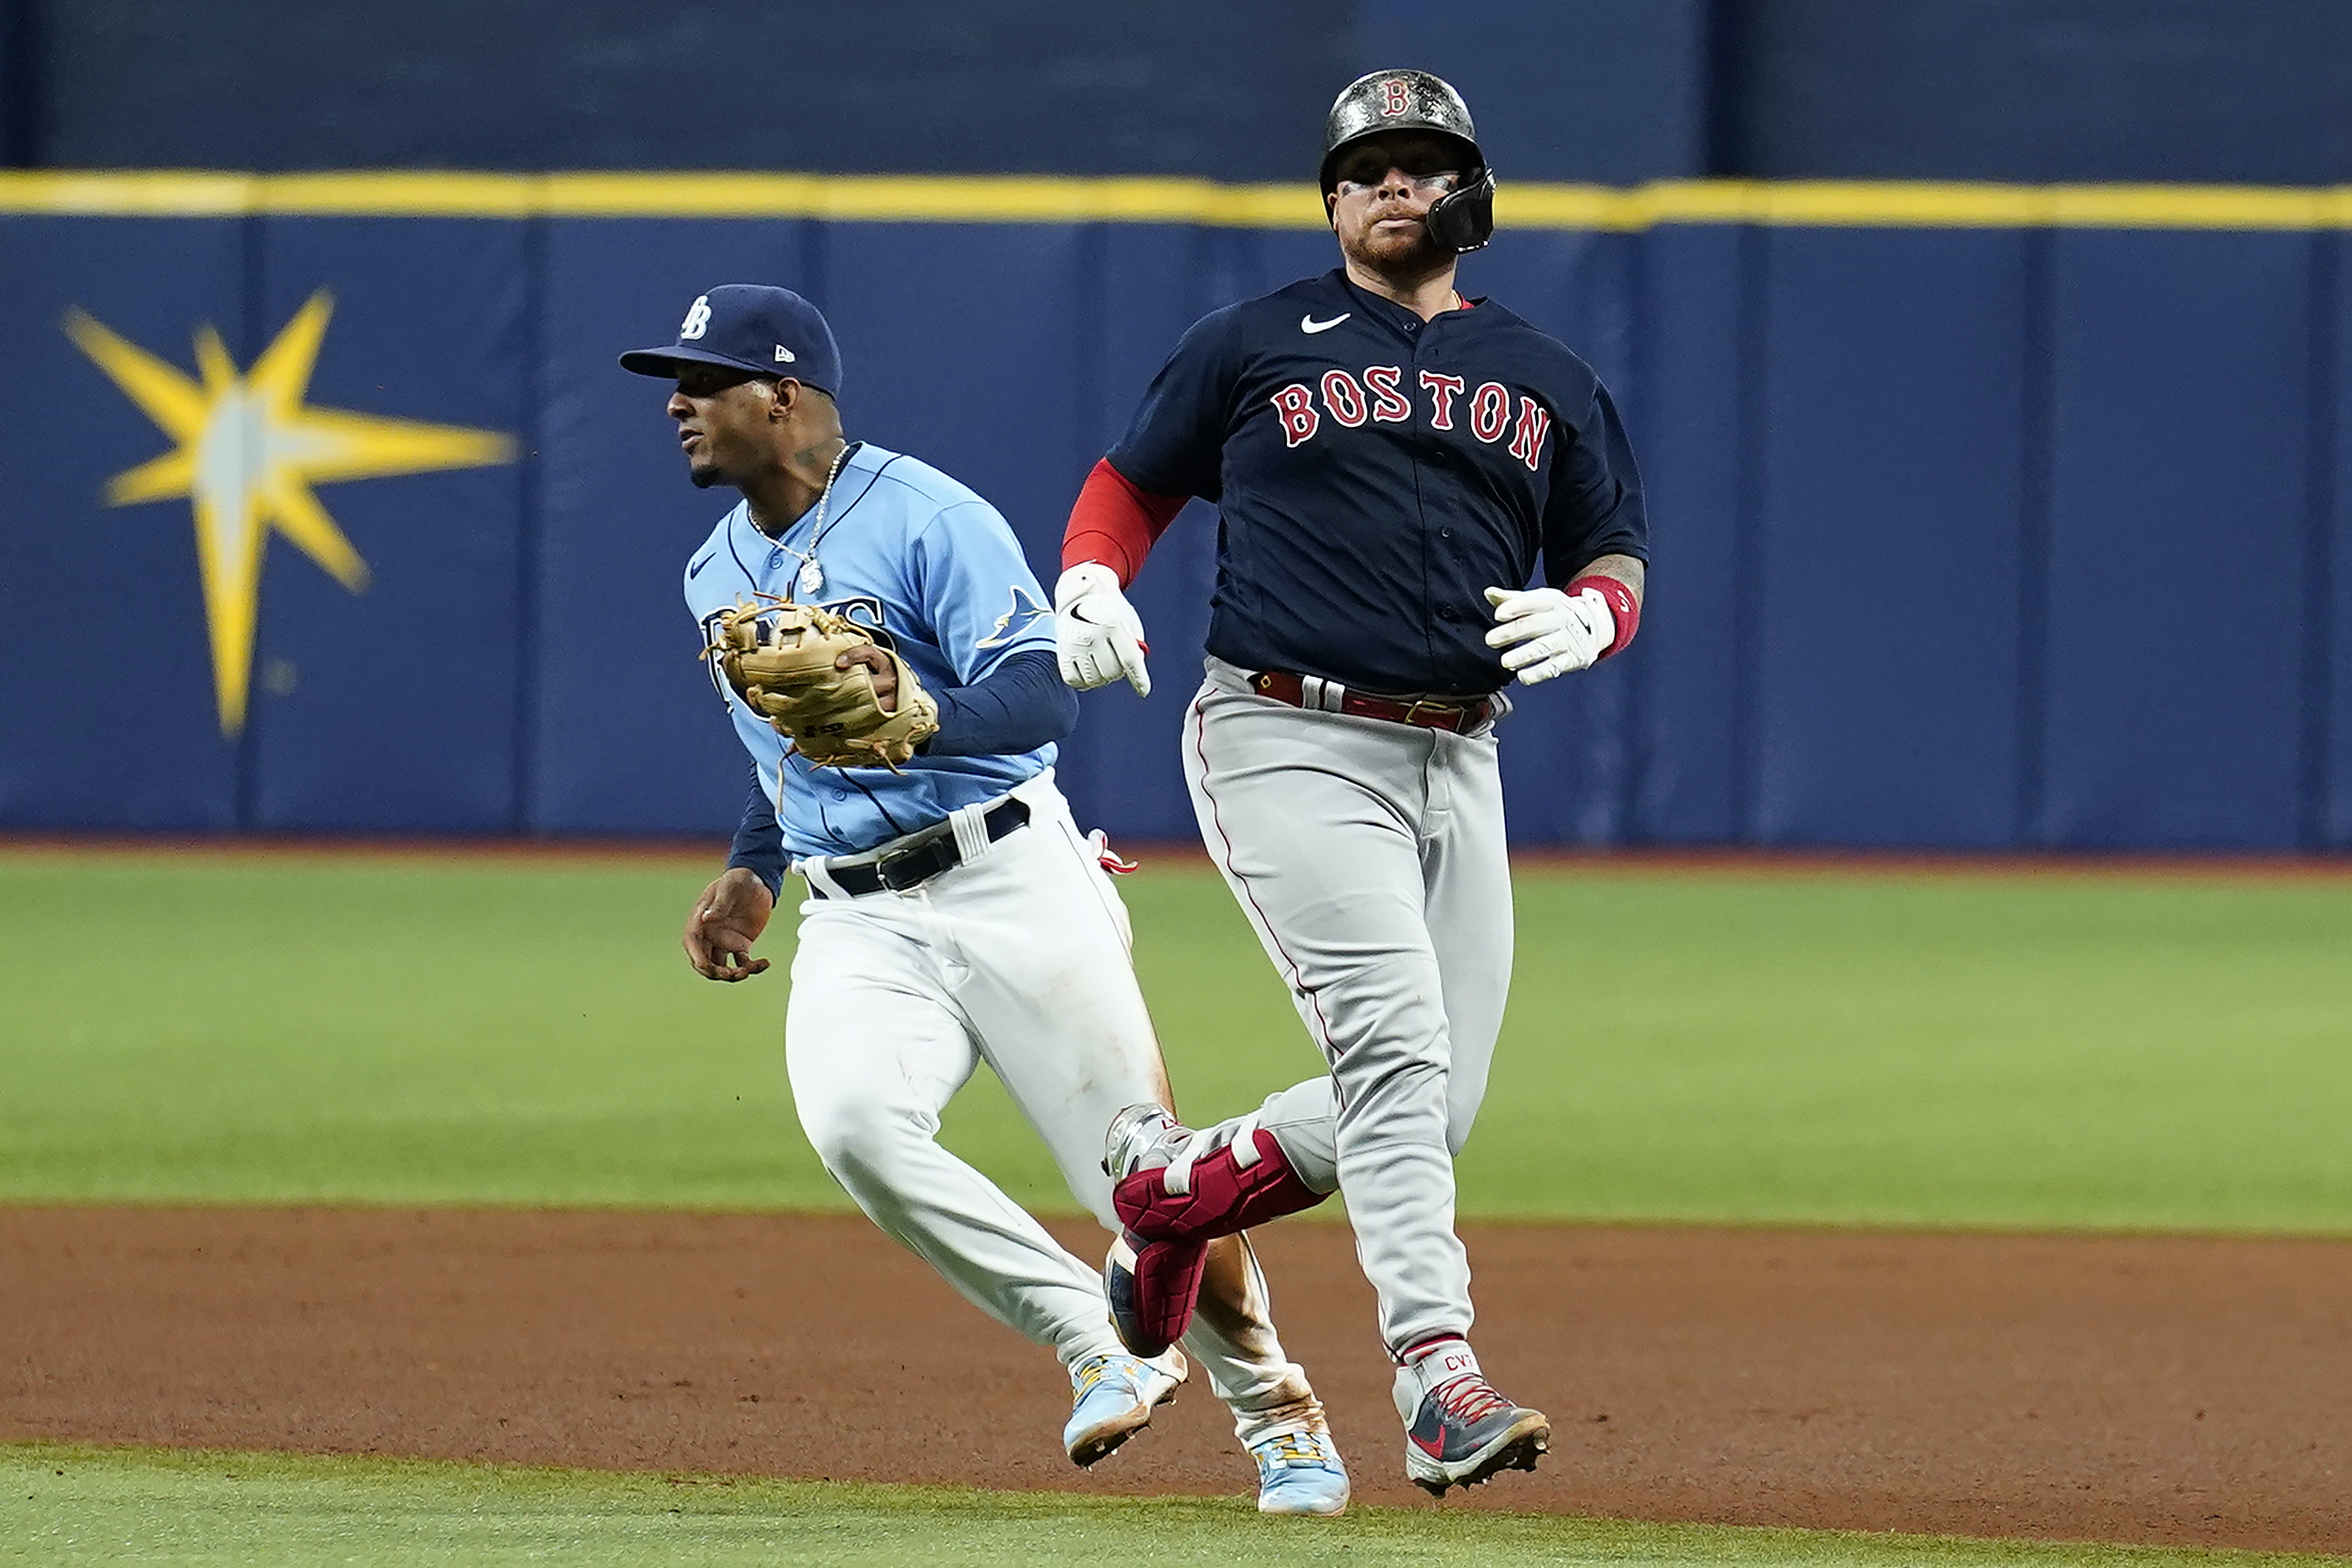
[1566,573,1640,658]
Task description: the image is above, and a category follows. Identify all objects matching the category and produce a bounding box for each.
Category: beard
[688,466,722,489]
[1339,213,1448,283]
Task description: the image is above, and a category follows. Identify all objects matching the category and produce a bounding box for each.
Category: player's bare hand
[836,645,898,710]
[683,867,777,982]
[1055,562,1152,697]
[1483,585,1613,684]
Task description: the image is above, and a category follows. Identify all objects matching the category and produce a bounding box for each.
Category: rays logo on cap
[619,284,843,398]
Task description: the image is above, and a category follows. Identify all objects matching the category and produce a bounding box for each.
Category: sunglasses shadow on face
[675,367,770,398]
[1332,133,1466,187]
[1336,171,1460,198]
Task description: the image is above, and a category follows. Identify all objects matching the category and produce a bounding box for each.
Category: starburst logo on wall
[65,291,517,734]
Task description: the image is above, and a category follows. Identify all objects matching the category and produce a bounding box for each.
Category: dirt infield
[3,1208,2346,1553]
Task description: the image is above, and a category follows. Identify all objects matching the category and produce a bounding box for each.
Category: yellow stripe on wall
[2,170,2350,230]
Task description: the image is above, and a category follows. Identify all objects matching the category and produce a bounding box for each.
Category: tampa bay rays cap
[619,284,843,398]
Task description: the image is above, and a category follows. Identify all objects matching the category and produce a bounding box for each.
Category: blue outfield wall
[2,179,2349,851]
[21,0,2352,186]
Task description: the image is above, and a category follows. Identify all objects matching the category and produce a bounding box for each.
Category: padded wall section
[2040,230,2316,849]
[1472,228,1640,844]
[41,0,1357,178]
[244,218,530,830]
[2326,236,2352,847]
[42,1,2352,186]
[1056,224,1223,840]
[1731,0,2352,184]
[9,206,2352,851]
[0,217,247,828]
[1355,0,1709,183]
[533,220,818,834]
[0,0,29,166]
[1751,227,2029,846]
[817,225,1090,572]
[1628,223,1746,843]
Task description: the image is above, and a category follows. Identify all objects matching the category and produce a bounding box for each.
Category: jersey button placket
[1414,340,1450,657]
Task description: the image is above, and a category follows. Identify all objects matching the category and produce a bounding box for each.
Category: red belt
[1248,670,1493,733]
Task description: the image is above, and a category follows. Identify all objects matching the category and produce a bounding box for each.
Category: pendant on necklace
[797,559,824,598]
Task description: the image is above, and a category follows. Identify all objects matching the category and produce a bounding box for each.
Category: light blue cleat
[1063,1350,1186,1467]
[1248,1426,1351,1515]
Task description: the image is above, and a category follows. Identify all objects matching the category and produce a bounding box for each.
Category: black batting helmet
[1318,68,1496,253]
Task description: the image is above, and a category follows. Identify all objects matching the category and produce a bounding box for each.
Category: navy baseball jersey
[684,442,1056,858]
[1107,268,1646,696]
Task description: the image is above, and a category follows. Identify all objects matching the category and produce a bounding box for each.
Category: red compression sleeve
[1062,458,1188,587]
[1567,572,1641,659]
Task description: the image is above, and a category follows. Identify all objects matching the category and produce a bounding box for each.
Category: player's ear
[1325,190,1340,231]
[768,377,799,422]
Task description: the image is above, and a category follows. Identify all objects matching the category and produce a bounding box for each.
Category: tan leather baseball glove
[705,596,940,769]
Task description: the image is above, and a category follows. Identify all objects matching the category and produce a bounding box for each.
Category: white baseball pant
[784,771,1315,1438]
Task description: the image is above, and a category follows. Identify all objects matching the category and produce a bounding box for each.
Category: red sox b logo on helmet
[1379,78,1411,115]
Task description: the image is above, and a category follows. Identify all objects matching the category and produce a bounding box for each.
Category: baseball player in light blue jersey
[620,285,1348,1514]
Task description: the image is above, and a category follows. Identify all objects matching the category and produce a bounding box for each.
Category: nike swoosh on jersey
[1300,312,1351,334]
[688,550,716,579]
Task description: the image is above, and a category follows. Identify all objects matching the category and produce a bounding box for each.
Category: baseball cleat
[1247,1426,1351,1516]
[1392,1338,1549,1496]
[1103,1102,1191,1184]
[1062,1350,1185,1467]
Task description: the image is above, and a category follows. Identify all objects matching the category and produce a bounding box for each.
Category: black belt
[812,798,1032,897]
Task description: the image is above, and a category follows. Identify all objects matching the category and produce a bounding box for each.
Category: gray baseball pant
[1182,656,1514,1354]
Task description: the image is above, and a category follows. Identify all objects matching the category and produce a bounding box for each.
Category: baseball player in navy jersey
[624,284,1348,1513]
[1055,72,1649,1495]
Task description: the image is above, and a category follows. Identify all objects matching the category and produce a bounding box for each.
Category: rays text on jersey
[697,594,890,705]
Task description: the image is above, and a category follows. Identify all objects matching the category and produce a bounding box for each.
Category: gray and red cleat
[1392,1337,1550,1496]
[1100,1103,1328,1358]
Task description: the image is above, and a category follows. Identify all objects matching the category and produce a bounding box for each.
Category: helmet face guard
[1424,169,1496,254]
[1319,68,1496,254]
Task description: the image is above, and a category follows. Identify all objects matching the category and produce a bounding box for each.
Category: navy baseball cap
[619,284,843,398]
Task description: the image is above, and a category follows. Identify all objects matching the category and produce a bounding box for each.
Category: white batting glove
[1055,562,1152,697]
[1483,585,1615,685]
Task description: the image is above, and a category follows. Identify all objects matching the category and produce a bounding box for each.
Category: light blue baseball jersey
[683,442,1055,858]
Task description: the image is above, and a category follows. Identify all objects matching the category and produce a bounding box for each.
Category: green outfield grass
[4,1444,2340,1568]
[2,850,2349,1230]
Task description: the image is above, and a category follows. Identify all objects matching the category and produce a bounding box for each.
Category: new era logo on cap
[619,284,841,397]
